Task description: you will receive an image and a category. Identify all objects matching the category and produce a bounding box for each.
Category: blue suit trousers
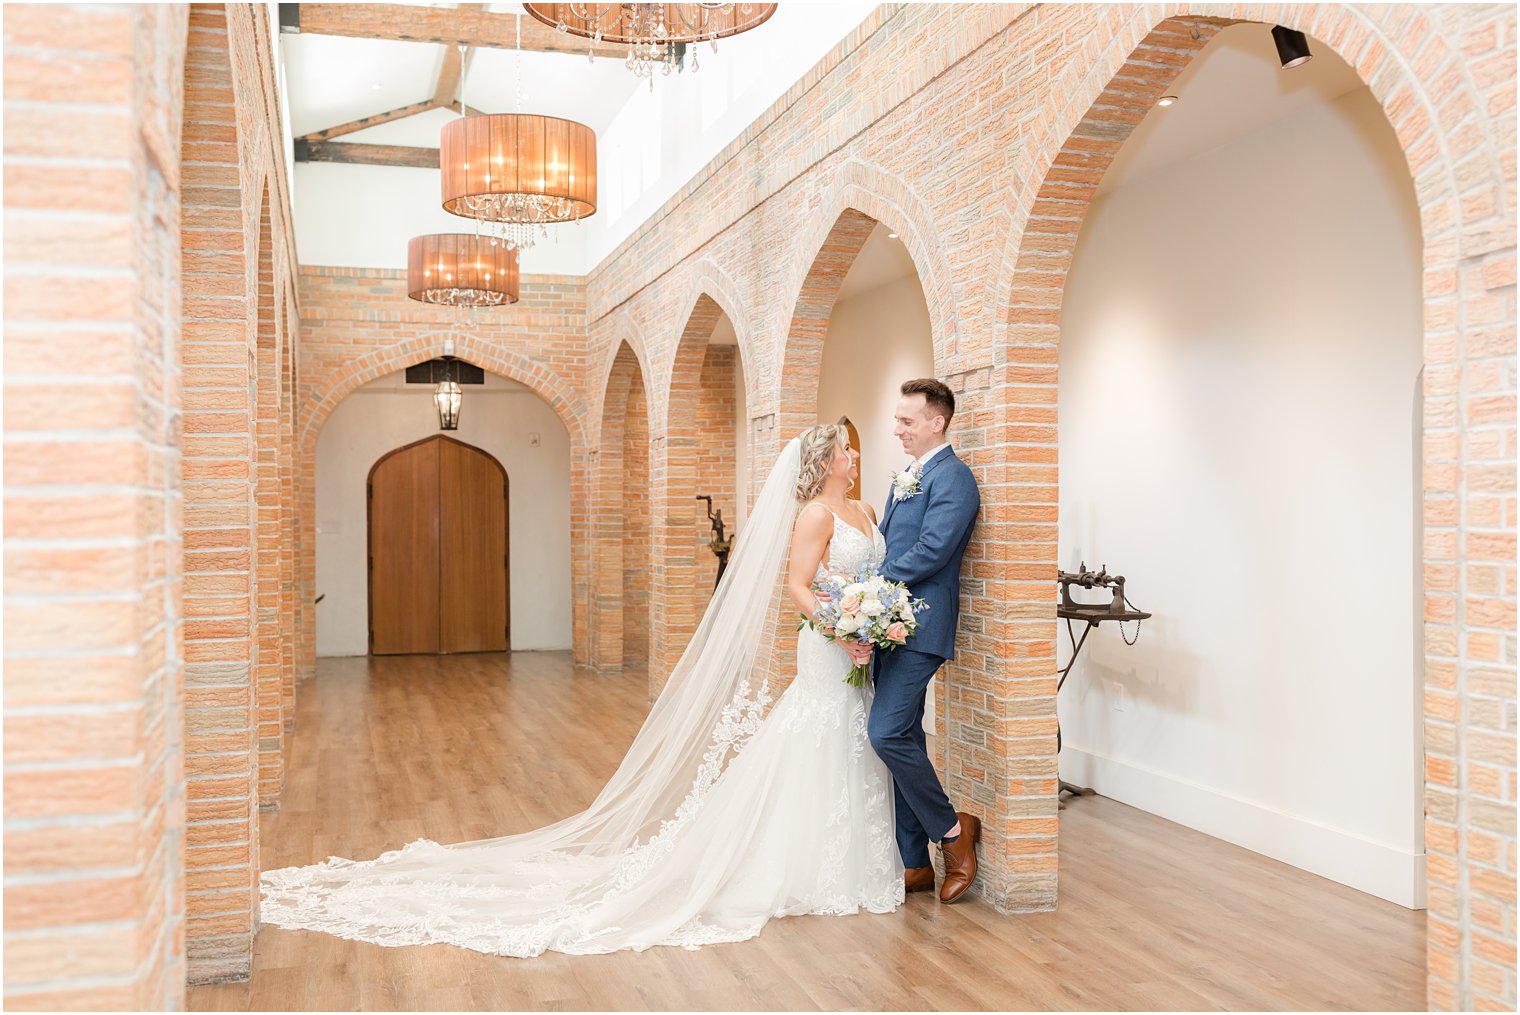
[870,647,958,869]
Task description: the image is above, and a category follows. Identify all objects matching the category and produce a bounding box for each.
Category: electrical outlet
[1112,683,1126,712]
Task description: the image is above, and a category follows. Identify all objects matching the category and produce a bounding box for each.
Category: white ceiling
[837,222,919,302]
[283,30,643,145]
[810,24,1372,303]
[279,1,878,273]
[279,14,1370,276]
[1099,23,1366,194]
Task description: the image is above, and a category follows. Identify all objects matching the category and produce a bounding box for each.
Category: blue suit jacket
[878,446,980,661]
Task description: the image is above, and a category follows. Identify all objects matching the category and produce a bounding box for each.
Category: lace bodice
[816,507,887,580]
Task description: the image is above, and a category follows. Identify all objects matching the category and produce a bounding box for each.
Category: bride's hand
[842,640,873,665]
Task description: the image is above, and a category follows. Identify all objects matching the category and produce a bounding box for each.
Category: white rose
[860,597,885,617]
[835,613,863,636]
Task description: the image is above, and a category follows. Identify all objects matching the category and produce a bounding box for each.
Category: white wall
[1057,88,1424,906]
[816,274,936,517]
[586,3,877,267]
[315,370,573,655]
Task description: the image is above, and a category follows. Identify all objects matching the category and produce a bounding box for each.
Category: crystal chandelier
[438,19,598,250]
[523,3,777,78]
[406,233,520,308]
[439,113,597,250]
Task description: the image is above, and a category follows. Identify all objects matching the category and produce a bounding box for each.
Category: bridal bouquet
[803,567,929,688]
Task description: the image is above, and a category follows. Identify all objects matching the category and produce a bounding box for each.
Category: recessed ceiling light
[887,231,899,239]
[1156,95,1178,107]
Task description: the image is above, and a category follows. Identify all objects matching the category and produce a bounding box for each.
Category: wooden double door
[368,435,509,655]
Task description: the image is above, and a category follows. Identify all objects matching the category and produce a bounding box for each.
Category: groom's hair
[901,378,955,430]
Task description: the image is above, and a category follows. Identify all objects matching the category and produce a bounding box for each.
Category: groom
[872,378,981,902]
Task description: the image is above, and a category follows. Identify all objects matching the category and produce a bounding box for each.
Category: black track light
[1271,25,1313,69]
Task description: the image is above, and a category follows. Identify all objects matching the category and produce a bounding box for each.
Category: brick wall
[3,4,190,1008]
[695,344,739,592]
[178,3,300,983]
[648,299,741,692]
[293,266,594,681]
[1,1,1511,1009]
[571,3,1514,1007]
[622,371,653,670]
[283,5,1514,1002]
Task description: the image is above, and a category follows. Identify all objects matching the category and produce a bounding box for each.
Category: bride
[261,423,906,956]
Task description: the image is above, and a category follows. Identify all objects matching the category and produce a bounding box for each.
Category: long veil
[261,437,808,955]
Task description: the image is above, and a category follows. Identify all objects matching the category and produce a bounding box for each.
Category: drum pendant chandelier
[406,233,521,308]
[438,16,599,252]
[523,4,777,77]
[439,112,597,251]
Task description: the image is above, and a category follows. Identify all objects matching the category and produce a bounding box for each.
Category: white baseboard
[1062,746,1426,910]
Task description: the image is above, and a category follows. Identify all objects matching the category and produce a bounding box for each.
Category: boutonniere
[891,469,922,503]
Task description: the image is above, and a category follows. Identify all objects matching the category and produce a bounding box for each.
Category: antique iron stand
[1057,562,1152,800]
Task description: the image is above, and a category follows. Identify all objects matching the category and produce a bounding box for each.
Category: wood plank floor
[189,652,1426,1011]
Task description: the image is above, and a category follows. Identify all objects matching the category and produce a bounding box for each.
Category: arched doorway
[1009,18,1427,910]
[815,220,935,516]
[312,365,574,660]
[776,209,940,712]
[590,340,653,677]
[838,417,863,500]
[657,295,748,690]
[367,435,509,655]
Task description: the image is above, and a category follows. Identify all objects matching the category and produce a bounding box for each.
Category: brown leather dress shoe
[904,865,935,893]
[938,812,981,903]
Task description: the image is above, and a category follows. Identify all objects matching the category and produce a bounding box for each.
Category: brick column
[649,298,739,692]
[252,191,284,805]
[180,3,260,983]
[3,4,189,1008]
[589,343,649,673]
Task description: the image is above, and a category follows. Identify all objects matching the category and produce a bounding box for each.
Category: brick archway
[666,261,760,418]
[589,340,655,675]
[777,174,960,444]
[294,331,591,673]
[649,293,745,692]
[297,333,589,456]
[989,7,1515,1003]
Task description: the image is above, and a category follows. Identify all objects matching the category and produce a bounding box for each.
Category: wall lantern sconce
[435,356,464,431]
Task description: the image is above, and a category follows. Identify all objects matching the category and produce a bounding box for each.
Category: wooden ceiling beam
[283,4,619,58]
[431,3,483,107]
[293,139,439,169]
[303,99,439,143]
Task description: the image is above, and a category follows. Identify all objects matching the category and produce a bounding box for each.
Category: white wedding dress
[261,441,903,957]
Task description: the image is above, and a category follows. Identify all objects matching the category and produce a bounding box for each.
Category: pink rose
[885,621,908,643]
[840,593,863,614]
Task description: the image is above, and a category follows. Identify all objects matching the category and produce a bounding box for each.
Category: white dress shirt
[913,441,951,473]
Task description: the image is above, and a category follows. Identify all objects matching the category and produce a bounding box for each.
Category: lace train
[260,513,903,957]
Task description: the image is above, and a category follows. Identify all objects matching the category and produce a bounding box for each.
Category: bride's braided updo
[794,423,847,503]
